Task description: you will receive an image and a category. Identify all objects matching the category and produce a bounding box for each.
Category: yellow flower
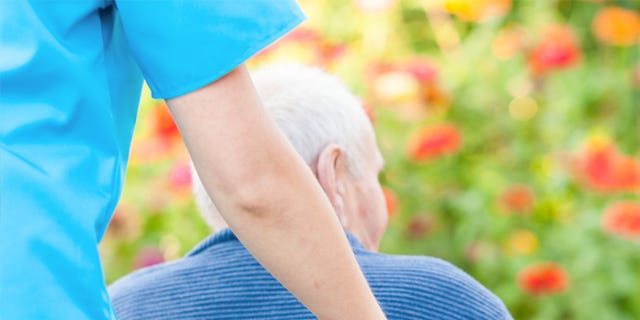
[504,229,538,256]
[444,0,511,22]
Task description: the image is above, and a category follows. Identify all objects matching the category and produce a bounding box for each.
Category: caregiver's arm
[167,65,386,320]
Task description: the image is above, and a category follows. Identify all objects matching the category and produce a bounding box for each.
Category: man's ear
[316,144,349,227]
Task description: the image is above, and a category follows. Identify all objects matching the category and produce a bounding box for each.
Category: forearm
[167,65,385,319]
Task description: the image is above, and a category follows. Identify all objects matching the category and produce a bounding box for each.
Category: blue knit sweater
[109,229,512,319]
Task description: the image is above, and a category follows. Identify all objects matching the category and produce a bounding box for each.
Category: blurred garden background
[100,0,640,319]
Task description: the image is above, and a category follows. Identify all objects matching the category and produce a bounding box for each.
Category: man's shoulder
[357,251,513,320]
[357,251,482,292]
[359,250,472,279]
[108,258,188,304]
[107,239,308,320]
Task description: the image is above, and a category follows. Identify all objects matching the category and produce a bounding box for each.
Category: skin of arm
[166,65,386,320]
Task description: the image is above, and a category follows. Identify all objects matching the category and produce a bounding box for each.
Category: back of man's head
[191,63,374,231]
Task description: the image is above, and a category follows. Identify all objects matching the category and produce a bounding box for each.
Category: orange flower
[518,262,569,296]
[444,0,511,22]
[499,184,536,214]
[573,137,640,193]
[153,102,181,141]
[383,187,399,218]
[602,201,640,239]
[592,7,640,46]
[528,25,581,76]
[406,123,462,161]
[317,42,348,66]
[615,157,640,191]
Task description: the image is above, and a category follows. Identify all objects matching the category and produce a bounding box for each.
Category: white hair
[191,63,375,231]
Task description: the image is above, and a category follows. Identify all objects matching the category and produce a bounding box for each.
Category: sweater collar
[188,228,367,257]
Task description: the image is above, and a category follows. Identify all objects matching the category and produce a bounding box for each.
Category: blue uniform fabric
[0,1,304,319]
[109,229,513,320]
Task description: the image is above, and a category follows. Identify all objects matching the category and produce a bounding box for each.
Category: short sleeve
[115,1,305,99]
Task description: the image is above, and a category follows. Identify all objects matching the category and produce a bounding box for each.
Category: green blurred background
[101,0,640,319]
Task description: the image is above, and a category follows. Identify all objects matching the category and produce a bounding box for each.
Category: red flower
[602,201,640,239]
[518,262,569,296]
[528,25,581,76]
[499,184,535,214]
[383,187,398,218]
[592,7,640,47]
[153,102,181,141]
[406,123,462,161]
[573,137,640,193]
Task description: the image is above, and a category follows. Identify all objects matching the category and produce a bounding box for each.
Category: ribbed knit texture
[109,229,513,319]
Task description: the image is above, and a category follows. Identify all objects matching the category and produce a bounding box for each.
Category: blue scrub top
[0,1,304,319]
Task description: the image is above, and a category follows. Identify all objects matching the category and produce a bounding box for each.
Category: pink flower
[134,247,165,269]
[528,25,581,76]
[168,161,192,191]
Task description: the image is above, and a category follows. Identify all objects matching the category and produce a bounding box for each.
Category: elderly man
[109,64,513,319]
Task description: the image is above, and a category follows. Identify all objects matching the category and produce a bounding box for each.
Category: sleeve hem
[152,13,305,100]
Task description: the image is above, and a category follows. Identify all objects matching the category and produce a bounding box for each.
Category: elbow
[216,171,291,224]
